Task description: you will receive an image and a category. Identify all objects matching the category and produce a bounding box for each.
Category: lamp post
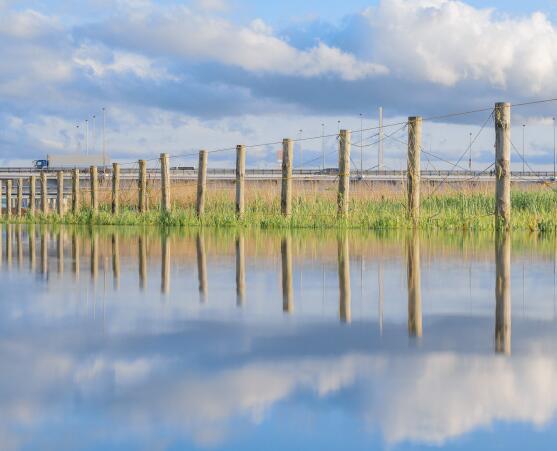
[321,123,325,171]
[469,132,472,171]
[360,113,363,177]
[522,124,526,173]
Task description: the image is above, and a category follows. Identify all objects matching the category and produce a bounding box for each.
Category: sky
[2,0,557,169]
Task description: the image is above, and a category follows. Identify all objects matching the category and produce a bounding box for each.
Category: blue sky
[2,0,557,169]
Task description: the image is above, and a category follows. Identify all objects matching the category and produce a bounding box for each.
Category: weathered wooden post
[160,153,170,213]
[17,178,23,217]
[90,166,98,213]
[235,233,245,305]
[57,171,64,216]
[407,231,422,337]
[338,129,351,218]
[40,172,48,214]
[161,233,170,294]
[337,232,351,323]
[6,180,12,219]
[138,235,147,290]
[138,160,147,213]
[281,235,293,313]
[196,231,208,303]
[72,168,80,213]
[495,102,511,229]
[235,144,246,218]
[112,233,120,289]
[196,150,208,217]
[407,116,422,225]
[495,229,511,354]
[281,138,293,216]
[29,175,36,216]
[112,162,120,215]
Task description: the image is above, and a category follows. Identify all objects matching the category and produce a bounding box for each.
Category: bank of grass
[5,183,557,231]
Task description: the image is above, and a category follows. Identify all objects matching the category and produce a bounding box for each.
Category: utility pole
[298,129,303,169]
[360,113,363,177]
[522,124,525,173]
[321,123,325,171]
[76,124,81,153]
[102,108,106,167]
[469,132,472,171]
[92,114,96,153]
[379,107,384,169]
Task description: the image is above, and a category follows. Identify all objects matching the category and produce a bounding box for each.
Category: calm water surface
[1,225,557,450]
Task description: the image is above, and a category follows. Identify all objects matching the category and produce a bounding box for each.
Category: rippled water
[1,225,557,450]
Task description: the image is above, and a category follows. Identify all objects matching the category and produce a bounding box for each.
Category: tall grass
[5,181,557,230]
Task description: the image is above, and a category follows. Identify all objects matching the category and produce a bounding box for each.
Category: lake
[1,225,556,450]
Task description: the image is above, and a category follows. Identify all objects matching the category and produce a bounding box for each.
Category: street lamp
[321,123,325,171]
[298,129,303,169]
[522,124,526,173]
[468,132,472,171]
[360,113,363,177]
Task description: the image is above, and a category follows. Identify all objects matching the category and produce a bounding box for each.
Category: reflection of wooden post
[196,150,208,217]
[112,233,119,290]
[407,232,422,337]
[40,226,47,275]
[338,233,351,323]
[495,102,511,229]
[161,233,170,294]
[6,224,12,269]
[407,117,422,225]
[57,171,64,216]
[72,168,80,213]
[138,160,147,213]
[29,175,36,216]
[495,230,511,354]
[6,180,12,219]
[138,235,146,290]
[112,163,120,215]
[57,230,63,274]
[281,139,293,216]
[196,232,208,303]
[72,230,80,280]
[281,236,293,313]
[90,166,98,213]
[16,224,22,270]
[160,153,170,213]
[235,145,246,218]
[29,224,36,271]
[338,130,351,218]
[17,178,23,217]
[41,172,48,215]
[90,231,98,282]
[235,233,245,306]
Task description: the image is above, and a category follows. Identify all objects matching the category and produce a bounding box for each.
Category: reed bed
[6,181,557,231]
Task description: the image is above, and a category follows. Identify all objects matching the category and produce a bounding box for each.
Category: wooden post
[281,138,293,216]
[338,130,351,218]
[112,163,120,215]
[235,233,245,305]
[17,178,23,217]
[138,160,147,213]
[495,102,511,229]
[112,233,120,289]
[40,172,48,214]
[407,231,422,337]
[196,150,208,217]
[138,235,147,290]
[72,168,80,213]
[235,145,246,218]
[337,232,351,323]
[407,116,422,225]
[57,171,64,216]
[495,229,511,354]
[281,235,293,313]
[161,233,170,294]
[160,153,170,213]
[29,175,36,216]
[196,231,208,303]
[90,166,98,213]
[6,180,12,219]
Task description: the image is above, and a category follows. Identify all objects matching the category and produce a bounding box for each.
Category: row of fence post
[0,102,512,228]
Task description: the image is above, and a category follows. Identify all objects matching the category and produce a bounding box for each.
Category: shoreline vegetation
[2,183,557,231]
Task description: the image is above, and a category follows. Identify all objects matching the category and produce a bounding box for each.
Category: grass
[3,181,557,230]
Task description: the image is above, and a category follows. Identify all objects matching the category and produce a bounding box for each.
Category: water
[1,225,557,450]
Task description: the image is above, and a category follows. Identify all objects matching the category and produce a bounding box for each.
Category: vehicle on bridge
[33,154,110,169]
